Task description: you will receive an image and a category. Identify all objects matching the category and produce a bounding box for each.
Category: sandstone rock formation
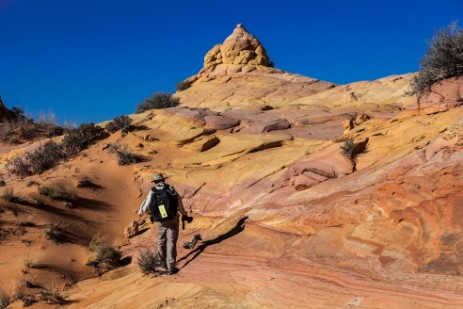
[202,23,271,72]
[3,25,463,309]
[176,24,337,110]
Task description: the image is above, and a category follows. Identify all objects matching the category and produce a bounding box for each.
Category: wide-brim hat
[151,173,167,182]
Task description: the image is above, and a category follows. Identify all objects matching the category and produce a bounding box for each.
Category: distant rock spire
[202,23,271,72]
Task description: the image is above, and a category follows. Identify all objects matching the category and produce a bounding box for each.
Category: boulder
[124,219,145,238]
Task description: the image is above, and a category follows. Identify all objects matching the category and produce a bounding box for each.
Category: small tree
[410,21,463,96]
[136,92,180,113]
[340,138,369,172]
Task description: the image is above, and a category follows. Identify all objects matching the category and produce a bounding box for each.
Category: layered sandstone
[1,24,463,308]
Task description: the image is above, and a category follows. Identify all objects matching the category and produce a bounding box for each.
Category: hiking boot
[160,267,179,276]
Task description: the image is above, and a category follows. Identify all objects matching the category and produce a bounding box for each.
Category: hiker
[138,173,192,275]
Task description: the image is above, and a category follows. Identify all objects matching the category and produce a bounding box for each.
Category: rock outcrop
[202,23,271,73]
[176,24,336,110]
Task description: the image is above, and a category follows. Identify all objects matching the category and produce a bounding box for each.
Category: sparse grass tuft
[17,220,36,227]
[1,187,25,203]
[137,248,160,275]
[88,233,105,252]
[76,179,102,190]
[39,287,66,305]
[86,244,122,270]
[24,257,39,269]
[44,223,61,243]
[107,143,147,165]
[38,185,76,202]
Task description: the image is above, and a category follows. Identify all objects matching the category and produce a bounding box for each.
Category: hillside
[1,24,463,308]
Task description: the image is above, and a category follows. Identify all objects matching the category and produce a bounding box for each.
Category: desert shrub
[61,123,108,156]
[107,143,146,165]
[176,80,191,92]
[9,123,108,177]
[116,148,146,166]
[0,108,63,143]
[340,138,368,172]
[410,21,463,96]
[88,233,105,252]
[86,244,122,270]
[0,289,10,309]
[8,141,66,177]
[39,287,66,305]
[76,179,102,190]
[43,223,62,243]
[11,105,25,118]
[38,185,76,202]
[136,92,180,113]
[105,115,133,133]
[17,220,36,227]
[24,257,38,269]
[340,138,357,172]
[1,187,25,203]
[137,248,159,275]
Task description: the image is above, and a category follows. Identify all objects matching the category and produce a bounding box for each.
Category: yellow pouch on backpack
[158,204,168,218]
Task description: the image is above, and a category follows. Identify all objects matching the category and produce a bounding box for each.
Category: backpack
[148,185,179,222]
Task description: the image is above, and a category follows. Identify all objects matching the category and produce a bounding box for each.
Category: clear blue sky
[0,0,461,124]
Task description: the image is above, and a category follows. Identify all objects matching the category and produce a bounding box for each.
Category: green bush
[410,21,463,96]
[136,92,180,113]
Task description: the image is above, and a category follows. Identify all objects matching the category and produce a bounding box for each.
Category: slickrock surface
[2,24,463,308]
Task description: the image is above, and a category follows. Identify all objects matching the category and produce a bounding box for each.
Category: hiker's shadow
[178,216,247,269]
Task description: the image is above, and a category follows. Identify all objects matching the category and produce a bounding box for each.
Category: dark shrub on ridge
[136,92,180,113]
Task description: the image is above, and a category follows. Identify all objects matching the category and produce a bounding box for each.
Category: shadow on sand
[177,216,247,269]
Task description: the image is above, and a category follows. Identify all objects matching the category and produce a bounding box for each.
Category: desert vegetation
[176,80,192,92]
[8,123,108,177]
[410,21,463,96]
[105,115,133,133]
[86,244,122,270]
[106,143,147,165]
[136,92,180,113]
[137,248,159,275]
[0,108,64,144]
[39,287,67,305]
[38,184,76,202]
[1,187,25,203]
[340,138,369,172]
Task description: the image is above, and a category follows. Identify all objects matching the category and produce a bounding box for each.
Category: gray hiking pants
[157,215,179,271]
